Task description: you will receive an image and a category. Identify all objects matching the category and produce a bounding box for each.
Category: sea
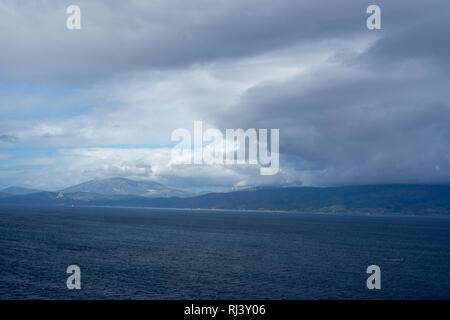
[0,206,449,299]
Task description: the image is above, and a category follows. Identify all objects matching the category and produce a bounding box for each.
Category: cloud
[2,0,443,83]
[0,134,18,143]
[1,0,450,190]
[213,52,450,185]
[56,147,293,191]
[354,16,450,73]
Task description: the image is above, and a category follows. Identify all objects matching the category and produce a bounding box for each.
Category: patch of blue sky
[0,81,95,120]
[0,146,57,163]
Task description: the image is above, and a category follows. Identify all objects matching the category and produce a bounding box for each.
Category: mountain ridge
[1,184,450,215]
[61,177,191,198]
[1,178,192,199]
[1,186,42,195]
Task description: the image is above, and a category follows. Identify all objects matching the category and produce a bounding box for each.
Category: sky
[0,0,449,192]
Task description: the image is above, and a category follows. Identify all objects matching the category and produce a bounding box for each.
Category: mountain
[1,184,450,215]
[60,177,190,198]
[1,186,41,195]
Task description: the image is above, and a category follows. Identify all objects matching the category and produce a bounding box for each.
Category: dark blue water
[0,206,449,299]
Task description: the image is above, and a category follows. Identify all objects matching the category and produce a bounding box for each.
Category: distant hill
[61,177,190,198]
[1,186,41,195]
[1,184,450,215]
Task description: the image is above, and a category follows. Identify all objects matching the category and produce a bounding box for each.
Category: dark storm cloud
[355,17,450,72]
[0,0,443,82]
[213,67,450,185]
[208,1,450,186]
